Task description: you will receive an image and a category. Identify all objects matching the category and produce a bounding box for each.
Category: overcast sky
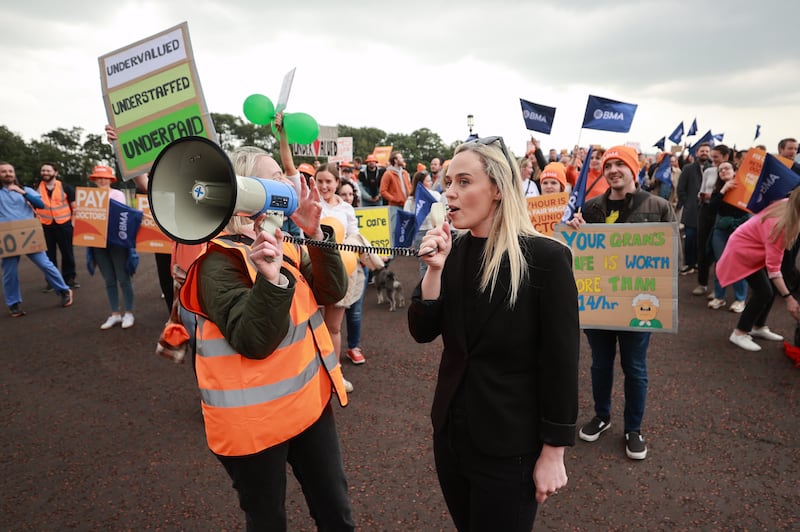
[2,0,799,159]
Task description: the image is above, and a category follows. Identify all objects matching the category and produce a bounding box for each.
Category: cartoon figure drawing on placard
[629,293,663,329]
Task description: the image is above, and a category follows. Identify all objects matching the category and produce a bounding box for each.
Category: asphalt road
[2,249,799,530]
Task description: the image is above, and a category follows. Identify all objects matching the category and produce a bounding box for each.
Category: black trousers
[43,222,76,283]
[433,408,538,531]
[697,203,715,286]
[737,268,775,332]
[215,405,354,532]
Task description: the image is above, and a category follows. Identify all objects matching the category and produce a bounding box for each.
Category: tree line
[0,113,460,188]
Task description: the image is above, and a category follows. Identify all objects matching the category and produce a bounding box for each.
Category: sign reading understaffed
[99,22,216,179]
[554,222,679,333]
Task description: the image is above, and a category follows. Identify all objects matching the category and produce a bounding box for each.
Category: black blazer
[408,233,579,457]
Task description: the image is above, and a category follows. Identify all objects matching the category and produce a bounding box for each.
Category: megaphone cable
[282,235,422,257]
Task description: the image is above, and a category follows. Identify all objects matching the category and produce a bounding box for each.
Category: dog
[374,268,405,312]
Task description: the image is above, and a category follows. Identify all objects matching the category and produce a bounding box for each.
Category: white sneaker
[750,326,783,341]
[729,300,746,313]
[708,298,726,310]
[121,312,135,329]
[729,332,761,351]
[707,293,716,300]
[692,285,708,296]
[343,378,354,393]
[100,314,122,330]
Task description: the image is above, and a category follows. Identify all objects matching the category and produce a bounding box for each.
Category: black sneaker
[67,279,81,289]
[41,284,54,293]
[625,431,647,460]
[679,265,696,276]
[579,416,611,442]
[9,303,26,318]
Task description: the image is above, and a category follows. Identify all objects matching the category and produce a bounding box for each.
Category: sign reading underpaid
[99,22,215,179]
[554,222,679,333]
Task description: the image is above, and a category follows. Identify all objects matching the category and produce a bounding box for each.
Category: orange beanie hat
[540,162,567,191]
[600,146,640,180]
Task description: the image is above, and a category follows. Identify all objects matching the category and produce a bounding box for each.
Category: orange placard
[527,192,569,235]
[724,148,795,211]
[135,194,173,253]
[371,146,393,168]
[72,186,110,248]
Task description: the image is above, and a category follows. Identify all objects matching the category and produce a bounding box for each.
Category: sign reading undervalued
[99,22,216,179]
[554,222,679,333]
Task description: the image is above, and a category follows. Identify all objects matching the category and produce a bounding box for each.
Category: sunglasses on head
[469,136,518,182]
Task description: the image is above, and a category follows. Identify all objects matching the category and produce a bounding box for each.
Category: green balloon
[283,112,319,145]
[243,94,275,125]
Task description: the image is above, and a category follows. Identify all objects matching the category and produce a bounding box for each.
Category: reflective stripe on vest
[181,237,348,456]
[36,180,71,225]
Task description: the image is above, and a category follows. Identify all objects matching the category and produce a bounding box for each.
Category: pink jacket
[716,204,786,287]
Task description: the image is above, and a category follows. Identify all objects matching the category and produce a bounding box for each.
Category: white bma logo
[524,110,547,123]
[594,109,625,121]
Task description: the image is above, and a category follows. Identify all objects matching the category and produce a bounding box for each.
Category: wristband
[782,292,792,298]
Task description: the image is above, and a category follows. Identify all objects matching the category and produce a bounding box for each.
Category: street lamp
[467,114,474,135]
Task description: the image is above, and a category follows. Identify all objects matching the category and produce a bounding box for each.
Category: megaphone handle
[260,212,285,235]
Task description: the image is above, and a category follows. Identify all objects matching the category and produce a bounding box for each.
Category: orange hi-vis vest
[181,237,349,457]
[36,180,72,225]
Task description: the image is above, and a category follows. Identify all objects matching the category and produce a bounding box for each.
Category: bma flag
[669,122,684,144]
[107,199,143,248]
[747,154,800,213]
[653,137,666,151]
[393,209,417,248]
[519,98,556,134]
[687,118,698,136]
[655,155,672,185]
[560,146,593,223]
[581,95,637,133]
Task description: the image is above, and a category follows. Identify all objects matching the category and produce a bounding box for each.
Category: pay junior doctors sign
[99,22,216,179]
[555,222,679,333]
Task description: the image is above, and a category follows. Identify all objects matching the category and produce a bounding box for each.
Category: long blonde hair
[762,186,800,249]
[452,140,539,306]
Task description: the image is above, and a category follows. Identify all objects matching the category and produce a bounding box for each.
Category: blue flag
[713,132,725,143]
[413,183,436,231]
[689,130,715,156]
[653,137,666,151]
[687,118,698,136]
[668,122,684,144]
[746,154,800,213]
[581,95,637,133]
[107,199,143,248]
[393,209,417,248]
[519,98,556,134]
[754,124,761,142]
[560,146,593,223]
[655,155,672,185]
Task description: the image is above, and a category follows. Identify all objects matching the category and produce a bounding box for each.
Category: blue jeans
[344,266,368,349]
[93,246,134,312]
[216,405,354,531]
[2,252,69,307]
[584,329,651,433]
[710,226,747,301]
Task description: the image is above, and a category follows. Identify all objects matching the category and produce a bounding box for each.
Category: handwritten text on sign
[0,219,46,258]
[554,222,679,333]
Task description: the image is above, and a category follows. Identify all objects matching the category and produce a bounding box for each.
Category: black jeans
[697,203,715,286]
[216,405,354,532]
[433,407,538,531]
[737,268,775,333]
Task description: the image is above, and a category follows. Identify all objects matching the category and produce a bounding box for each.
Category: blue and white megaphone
[148,136,298,244]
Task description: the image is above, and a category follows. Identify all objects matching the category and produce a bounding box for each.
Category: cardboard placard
[0,219,46,258]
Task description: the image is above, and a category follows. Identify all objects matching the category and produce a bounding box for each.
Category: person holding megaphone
[177,144,355,530]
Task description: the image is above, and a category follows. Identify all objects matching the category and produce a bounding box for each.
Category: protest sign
[73,186,111,248]
[724,148,795,211]
[99,22,216,179]
[354,206,392,250]
[0,219,45,258]
[554,222,679,332]
[527,192,569,235]
[135,194,173,253]
[329,137,354,164]
[291,125,338,158]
